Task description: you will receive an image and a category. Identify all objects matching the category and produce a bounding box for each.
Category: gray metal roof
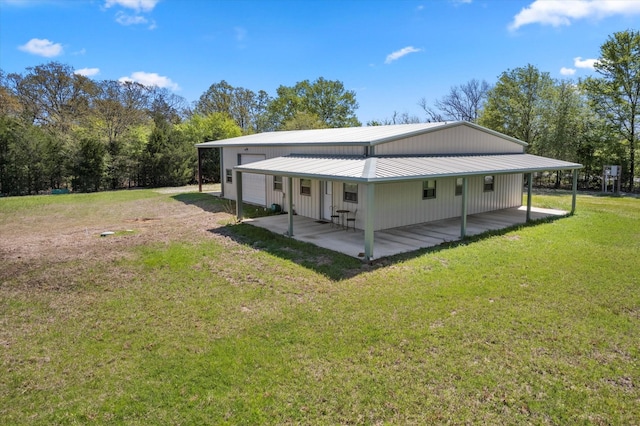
[195,121,528,148]
[233,154,582,183]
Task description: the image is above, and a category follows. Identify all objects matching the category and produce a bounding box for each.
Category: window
[225,169,233,183]
[422,180,436,199]
[300,179,311,196]
[273,175,283,191]
[484,175,495,192]
[455,178,464,196]
[343,183,358,203]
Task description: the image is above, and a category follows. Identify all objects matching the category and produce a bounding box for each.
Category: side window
[226,169,233,183]
[484,175,495,192]
[343,183,358,203]
[300,179,311,196]
[455,178,463,196]
[422,180,436,199]
[273,175,283,191]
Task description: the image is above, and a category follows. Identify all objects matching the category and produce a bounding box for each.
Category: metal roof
[233,154,582,183]
[195,121,528,148]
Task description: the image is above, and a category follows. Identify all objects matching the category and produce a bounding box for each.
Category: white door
[323,181,333,220]
[239,154,266,205]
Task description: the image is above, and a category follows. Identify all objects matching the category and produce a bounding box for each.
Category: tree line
[0,29,637,195]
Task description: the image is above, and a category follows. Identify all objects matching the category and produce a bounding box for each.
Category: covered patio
[244,205,567,259]
[234,153,582,260]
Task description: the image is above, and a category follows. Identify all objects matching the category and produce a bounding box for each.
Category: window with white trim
[343,183,358,203]
[455,178,463,196]
[273,175,283,191]
[484,175,495,192]
[422,180,436,199]
[300,178,311,196]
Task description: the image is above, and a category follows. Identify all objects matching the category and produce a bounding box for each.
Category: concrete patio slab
[244,206,567,260]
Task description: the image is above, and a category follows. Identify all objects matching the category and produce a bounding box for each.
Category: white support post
[460,177,468,238]
[287,177,294,236]
[571,169,578,215]
[236,171,243,221]
[364,183,375,261]
[526,172,533,222]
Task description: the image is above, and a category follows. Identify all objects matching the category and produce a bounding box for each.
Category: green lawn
[1,190,638,424]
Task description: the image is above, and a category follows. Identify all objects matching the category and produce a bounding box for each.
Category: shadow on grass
[208,224,368,281]
[207,215,569,281]
[171,192,274,217]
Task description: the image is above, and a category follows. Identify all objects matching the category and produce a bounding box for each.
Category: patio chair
[330,206,340,227]
[346,208,357,231]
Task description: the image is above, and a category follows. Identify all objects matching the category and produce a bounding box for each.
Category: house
[196,122,582,260]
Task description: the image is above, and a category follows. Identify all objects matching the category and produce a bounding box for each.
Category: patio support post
[571,169,578,215]
[364,183,375,261]
[197,148,203,193]
[460,177,468,238]
[236,171,243,221]
[526,172,533,222]
[219,148,224,197]
[287,177,294,236]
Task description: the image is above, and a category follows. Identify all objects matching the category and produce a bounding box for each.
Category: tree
[267,77,360,129]
[69,136,106,192]
[582,29,640,191]
[479,64,554,149]
[194,81,271,133]
[91,80,151,189]
[176,113,242,182]
[420,79,490,122]
[366,111,422,126]
[8,62,96,133]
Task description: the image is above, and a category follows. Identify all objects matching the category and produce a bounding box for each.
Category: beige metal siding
[375,125,524,155]
[222,145,364,202]
[373,174,523,231]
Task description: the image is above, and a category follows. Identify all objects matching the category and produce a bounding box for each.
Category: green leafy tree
[69,136,106,192]
[176,113,242,182]
[582,29,640,191]
[267,77,360,129]
[195,81,271,133]
[479,64,554,148]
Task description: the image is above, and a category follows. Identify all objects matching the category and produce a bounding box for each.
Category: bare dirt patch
[0,192,233,287]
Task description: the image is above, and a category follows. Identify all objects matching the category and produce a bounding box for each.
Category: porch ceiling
[233,154,582,183]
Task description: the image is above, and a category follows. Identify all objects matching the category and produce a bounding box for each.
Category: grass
[1,189,639,424]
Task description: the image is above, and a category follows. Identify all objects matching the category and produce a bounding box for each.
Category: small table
[336,209,350,229]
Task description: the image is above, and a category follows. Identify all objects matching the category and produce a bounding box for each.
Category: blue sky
[1,0,639,124]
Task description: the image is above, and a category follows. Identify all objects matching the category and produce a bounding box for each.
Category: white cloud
[119,71,180,91]
[385,46,422,64]
[75,67,100,77]
[560,67,576,76]
[104,0,158,12]
[509,0,640,31]
[18,38,63,57]
[115,11,147,25]
[574,56,597,69]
